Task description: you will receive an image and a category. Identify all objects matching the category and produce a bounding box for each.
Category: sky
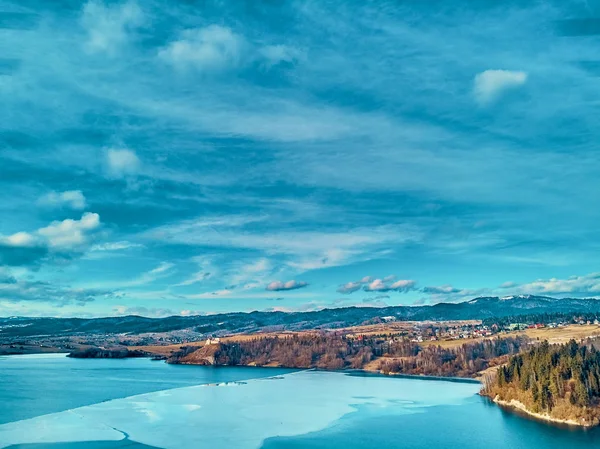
[1,0,600,318]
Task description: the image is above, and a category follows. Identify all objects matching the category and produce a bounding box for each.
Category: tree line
[170,333,528,377]
[379,336,528,377]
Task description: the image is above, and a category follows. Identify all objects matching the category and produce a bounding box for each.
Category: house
[205,337,221,345]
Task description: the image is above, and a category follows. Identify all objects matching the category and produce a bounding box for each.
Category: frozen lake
[3,354,600,449]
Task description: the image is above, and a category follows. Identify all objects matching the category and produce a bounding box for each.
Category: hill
[2,295,600,341]
[482,340,600,427]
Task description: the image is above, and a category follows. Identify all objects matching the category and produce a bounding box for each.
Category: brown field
[509,324,600,344]
[131,323,600,358]
[131,330,314,357]
[340,320,480,333]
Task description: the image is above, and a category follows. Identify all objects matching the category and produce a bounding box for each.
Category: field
[131,323,600,358]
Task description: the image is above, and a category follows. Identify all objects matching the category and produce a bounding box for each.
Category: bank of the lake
[491,397,595,428]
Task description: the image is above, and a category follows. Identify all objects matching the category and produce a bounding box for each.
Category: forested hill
[2,295,600,339]
[482,340,600,426]
[168,333,529,377]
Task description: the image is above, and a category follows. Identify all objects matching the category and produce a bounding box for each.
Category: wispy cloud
[105,148,141,178]
[38,190,86,210]
[80,0,144,54]
[504,272,600,296]
[0,268,115,305]
[158,25,245,73]
[143,215,419,272]
[473,69,528,105]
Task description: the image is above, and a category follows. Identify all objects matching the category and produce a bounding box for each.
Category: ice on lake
[0,370,480,449]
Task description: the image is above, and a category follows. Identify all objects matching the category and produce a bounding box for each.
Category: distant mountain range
[2,295,600,339]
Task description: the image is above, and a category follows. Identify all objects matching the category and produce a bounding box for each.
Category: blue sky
[1,0,600,317]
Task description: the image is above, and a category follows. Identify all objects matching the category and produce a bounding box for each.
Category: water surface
[3,354,600,449]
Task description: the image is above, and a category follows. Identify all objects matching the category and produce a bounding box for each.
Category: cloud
[158,25,300,74]
[113,305,176,318]
[473,70,528,105]
[227,258,273,289]
[266,280,308,291]
[420,285,487,304]
[0,268,17,285]
[0,242,49,267]
[421,285,461,294]
[337,276,416,294]
[91,241,143,251]
[0,277,114,305]
[174,256,217,287]
[144,216,419,272]
[88,262,175,290]
[508,272,600,295]
[148,262,174,276]
[361,297,390,308]
[81,0,144,54]
[38,212,101,249]
[38,190,86,210]
[258,45,301,69]
[105,148,141,178]
[176,271,211,287]
[158,25,245,72]
[363,278,416,293]
[0,213,102,266]
[336,281,363,294]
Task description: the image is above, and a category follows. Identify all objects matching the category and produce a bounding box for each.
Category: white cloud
[389,279,416,291]
[158,25,301,74]
[509,272,600,295]
[228,258,275,289]
[106,148,141,178]
[266,280,309,291]
[3,232,38,248]
[148,262,175,276]
[38,190,86,210]
[81,0,144,54]
[363,278,416,292]
[91,241,143,251]
[336,281,363,294]
[339,276,416,294]
[37,212,101,249]
[259,45,301,69]
[473,69,528,105]
[176,271,212,287]
[158,25,245,72]
[0,212,102,267]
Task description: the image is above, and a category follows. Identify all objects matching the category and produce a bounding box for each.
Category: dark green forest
[484,340,600,426]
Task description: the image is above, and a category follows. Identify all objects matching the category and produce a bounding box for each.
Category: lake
[2,354,600,449]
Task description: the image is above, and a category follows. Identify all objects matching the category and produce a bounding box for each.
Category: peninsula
[481,340,600,427]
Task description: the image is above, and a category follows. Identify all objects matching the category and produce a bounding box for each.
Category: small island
[481,340,600,427]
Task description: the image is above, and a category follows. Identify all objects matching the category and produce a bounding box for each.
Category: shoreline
[490,396,596,428]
